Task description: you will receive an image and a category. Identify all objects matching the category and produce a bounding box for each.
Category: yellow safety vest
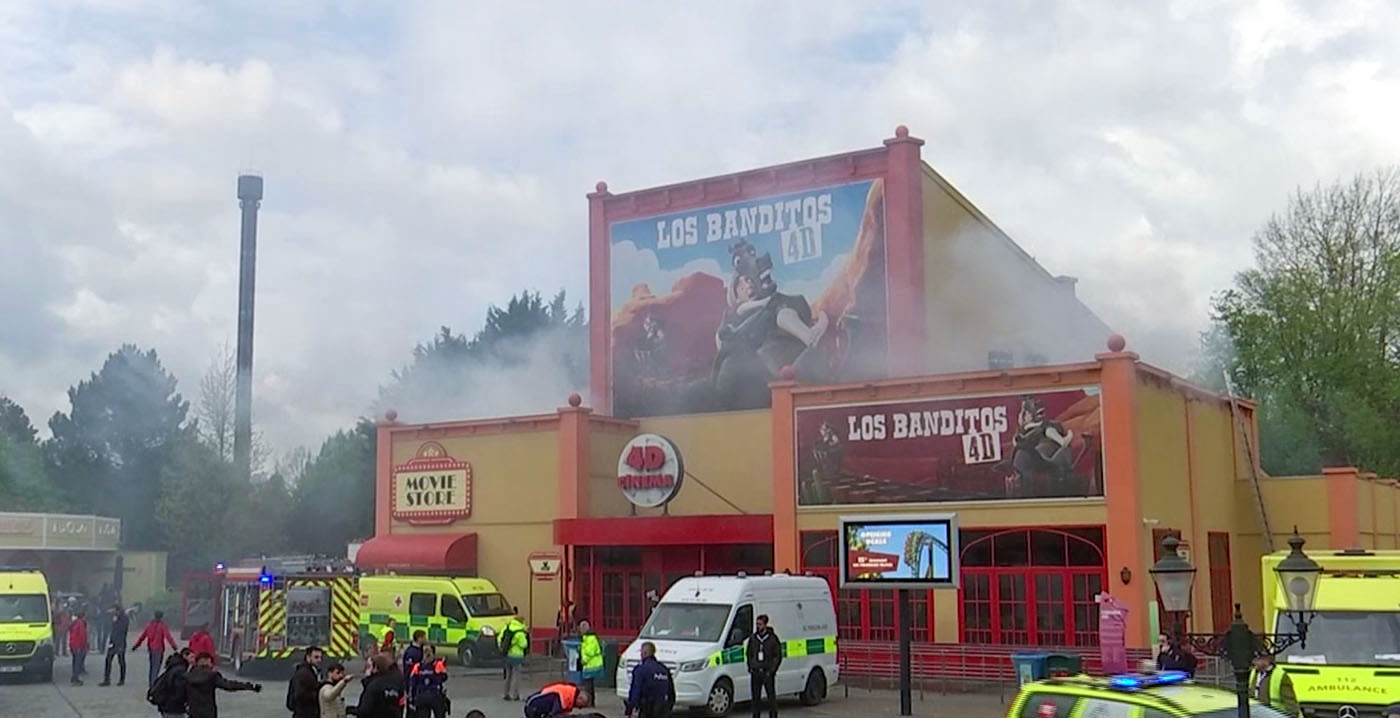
[580,633,604,675]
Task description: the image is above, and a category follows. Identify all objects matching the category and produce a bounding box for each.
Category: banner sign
[617,434,685,508]
[609,179,888,417]
[391,442,473,525]
[795,387,1104,505]
[839,514,959,589]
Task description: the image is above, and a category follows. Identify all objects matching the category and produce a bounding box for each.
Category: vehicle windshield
[0,594,49,624]
[1197,705,1289,718]
[638,603,733,643]
[462,593,514,617]
[1275,611,1400,665]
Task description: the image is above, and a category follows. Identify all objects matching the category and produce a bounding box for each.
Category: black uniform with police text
[626,655,676,718]
[746,628,782,718]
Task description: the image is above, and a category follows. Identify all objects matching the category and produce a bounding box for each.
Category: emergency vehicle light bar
[1108,671,1188,690]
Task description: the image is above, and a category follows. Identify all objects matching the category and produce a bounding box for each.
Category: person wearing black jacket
[100,603,130,686]
[625,642,676,718]
[290,646,326,718]
[354,652,406,718]
[184,652,261,718]
[745,615,782,718]
[149,650,191,718]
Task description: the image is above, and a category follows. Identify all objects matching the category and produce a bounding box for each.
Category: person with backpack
[133,609,179,687]
[408,644,450,718]
[498,613,530,701]
[184,651,262,718]
[287,645,325,718]
[148,649,192,718]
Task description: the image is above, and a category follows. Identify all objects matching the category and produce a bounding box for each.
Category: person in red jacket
[133,609,179,687]
[188,623,217,666]
[68,611,89,685]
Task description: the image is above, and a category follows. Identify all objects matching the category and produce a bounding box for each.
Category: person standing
[53,600,70,657]
[745,615,781,718]
[355,652,407,718]
[148,650,191,718]
[94,584,115,649]
[578,619,604,698]
[379,618,398,655]
[100,603,130,686]
[183,652,262,718]
[1156,638,1198,678]
[133,609,179,686]
[288,645,325,718]
[67,610,89,685]
[400,630,427,690]
[498,614,529,701]
[625,642,676,718]
[318,662,354,718]
[188,623,217,665]
[408,645,450,718]
[1250,654,1300,717]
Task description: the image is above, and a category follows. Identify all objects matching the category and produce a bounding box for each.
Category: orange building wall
[621,410,773,516]
[385,423,562,632]
[586,417,638,519]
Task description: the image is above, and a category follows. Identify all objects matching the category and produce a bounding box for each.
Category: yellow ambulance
[0,567,54,681]
[359,575,518,666]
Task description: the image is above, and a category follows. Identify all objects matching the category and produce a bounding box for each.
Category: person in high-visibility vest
[1249,655,1300,717]
[577,620,604,697]
[498,616,529,701]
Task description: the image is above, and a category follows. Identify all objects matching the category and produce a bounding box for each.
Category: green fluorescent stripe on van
[409,614,430,627]
[709,637,837,666]
[368,614,391,625]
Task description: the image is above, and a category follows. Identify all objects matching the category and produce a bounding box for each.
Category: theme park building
[357,127,1400,674]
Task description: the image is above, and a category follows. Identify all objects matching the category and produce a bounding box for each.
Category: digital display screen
[839,514,959,589]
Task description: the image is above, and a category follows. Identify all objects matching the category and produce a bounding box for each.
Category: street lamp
[1149,528,1321,718]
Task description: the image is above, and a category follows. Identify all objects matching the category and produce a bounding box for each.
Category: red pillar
[882,125,926,376]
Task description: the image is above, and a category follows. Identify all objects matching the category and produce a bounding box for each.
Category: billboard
[609,179,887,417]
[796,387,1103,506]
[839,514,959,589]
[391,442,473,525]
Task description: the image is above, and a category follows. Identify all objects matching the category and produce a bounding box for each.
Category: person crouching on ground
[183,652,261,718]
[524,681,594,718]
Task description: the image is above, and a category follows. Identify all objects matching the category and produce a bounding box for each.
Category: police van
[1009,670,1289,718]
[616,573,838,717]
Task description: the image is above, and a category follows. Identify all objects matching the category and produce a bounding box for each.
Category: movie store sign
[617,433,685,509]
[794,387,1105,505]
[392,442,473,525]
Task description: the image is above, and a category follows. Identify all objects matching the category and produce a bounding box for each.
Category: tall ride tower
[234,174,263,481]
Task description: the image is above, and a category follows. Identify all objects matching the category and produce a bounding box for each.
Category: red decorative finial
[384,408,398,422]
[595,181,608,193]
[895,125,909,138]
[567,392,583,407]
[1107,334,1126,352]
[779,365,797,381]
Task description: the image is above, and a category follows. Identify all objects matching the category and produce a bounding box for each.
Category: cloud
[1,0,1399,454]
[609,240,726,309]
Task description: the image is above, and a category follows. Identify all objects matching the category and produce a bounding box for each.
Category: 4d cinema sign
[392,442,473,525]
[617,433,684,509]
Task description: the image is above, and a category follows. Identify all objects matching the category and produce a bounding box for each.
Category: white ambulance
[616,574,838,717]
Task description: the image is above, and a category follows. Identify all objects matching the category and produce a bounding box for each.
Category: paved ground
[0,655,1011,718]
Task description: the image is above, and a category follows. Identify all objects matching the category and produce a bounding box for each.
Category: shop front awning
[355,533,478,573]
[553,514,773,546]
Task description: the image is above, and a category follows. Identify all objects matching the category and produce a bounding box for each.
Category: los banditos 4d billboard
[609,179,887,417]
[795,388,1104,506]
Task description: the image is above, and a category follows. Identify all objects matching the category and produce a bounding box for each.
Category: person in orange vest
[408,644,450,718]
[524,681,598,718]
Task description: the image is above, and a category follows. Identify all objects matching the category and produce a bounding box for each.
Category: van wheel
[799,668,827,706]
[458,641,476,667]
[705,677,734,717]
[38,663,53,683]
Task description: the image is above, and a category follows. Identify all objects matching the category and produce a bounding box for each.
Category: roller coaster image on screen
[845,522,951,581]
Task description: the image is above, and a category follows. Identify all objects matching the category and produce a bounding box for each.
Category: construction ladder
[1223,371,1274,551]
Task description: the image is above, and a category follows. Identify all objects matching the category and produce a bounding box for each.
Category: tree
[285,419,375,555]
[378,289,588,422]
[45,345,190,548]
[195,343,268,476]
[155,428,236,576]
[1200,168,1400,475]
[0,396,37,445]
[0,395,61,511]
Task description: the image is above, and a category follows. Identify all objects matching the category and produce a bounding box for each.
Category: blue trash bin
[1011,652,1050,686]
[562,638,584,683]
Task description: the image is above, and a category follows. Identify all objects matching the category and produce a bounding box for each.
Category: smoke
[374,321,588,425]
[924,221,1113,372]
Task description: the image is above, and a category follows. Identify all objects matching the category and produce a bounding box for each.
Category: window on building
[1208,532,1234,632]
[959,527,1107,646]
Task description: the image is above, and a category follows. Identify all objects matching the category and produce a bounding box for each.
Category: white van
[616,574,838,717]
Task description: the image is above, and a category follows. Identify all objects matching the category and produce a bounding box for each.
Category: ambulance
[358,575,518,666]
[0,567,54,682]
[1263,547,1400,717]
[616,573,838,717]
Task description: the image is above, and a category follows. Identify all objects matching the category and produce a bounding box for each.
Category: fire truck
[181,556,359,677]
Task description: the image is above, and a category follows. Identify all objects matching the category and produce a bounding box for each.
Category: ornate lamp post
[1149,528,1321,718]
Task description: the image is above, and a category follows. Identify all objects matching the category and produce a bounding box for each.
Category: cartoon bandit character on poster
[609,180,888,417]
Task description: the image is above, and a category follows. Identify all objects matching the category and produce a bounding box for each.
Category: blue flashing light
[1108,671,1188,690]
[260,574,272,584]
[214,562,226,571]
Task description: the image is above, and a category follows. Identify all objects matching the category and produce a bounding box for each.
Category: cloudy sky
[2,0,1398,455]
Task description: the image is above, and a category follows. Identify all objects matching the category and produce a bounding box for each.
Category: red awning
[355,533,478,573]
[554,514,772,546]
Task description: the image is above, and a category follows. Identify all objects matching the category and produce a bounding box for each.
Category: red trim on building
[355,533,478,573]
[553,515,773,546]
